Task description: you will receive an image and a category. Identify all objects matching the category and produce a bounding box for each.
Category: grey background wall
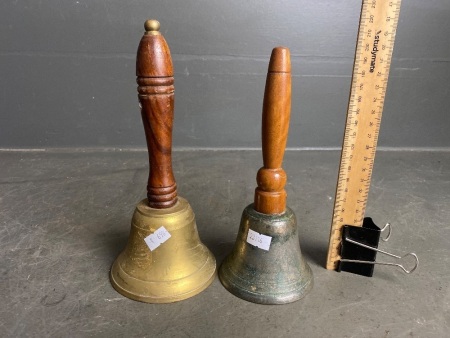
[1,0,449,149]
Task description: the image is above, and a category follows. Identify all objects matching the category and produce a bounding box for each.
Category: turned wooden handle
[254,47,292,214]
[137,20,177,208]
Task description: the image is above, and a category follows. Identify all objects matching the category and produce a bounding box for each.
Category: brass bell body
[110,20,216,303]
[220,204,312,304]
[110,197,216,303]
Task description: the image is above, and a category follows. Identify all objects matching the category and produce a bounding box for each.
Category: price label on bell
[246,229,272,251]
[144,226,171,251]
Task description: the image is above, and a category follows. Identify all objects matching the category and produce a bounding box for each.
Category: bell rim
[110,253,217,303]
[219,259,313,305]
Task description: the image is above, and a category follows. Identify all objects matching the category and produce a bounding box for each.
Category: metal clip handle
[380,222,391,242]
[340,237,419,274]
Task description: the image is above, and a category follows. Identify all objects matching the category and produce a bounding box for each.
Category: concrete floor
[1,150,449,337]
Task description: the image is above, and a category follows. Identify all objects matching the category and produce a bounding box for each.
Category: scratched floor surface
[1,150,449,337]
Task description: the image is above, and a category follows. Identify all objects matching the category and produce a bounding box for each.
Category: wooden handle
[137,20,177,208]
[254,47,292,214]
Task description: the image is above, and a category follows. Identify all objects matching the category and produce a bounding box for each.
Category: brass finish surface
[219,205,313,304]
[109,20,216,302]
[110,197,216,303]
[144,19,161,35]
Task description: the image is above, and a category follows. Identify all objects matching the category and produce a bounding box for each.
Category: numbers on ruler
[327,0,402,270]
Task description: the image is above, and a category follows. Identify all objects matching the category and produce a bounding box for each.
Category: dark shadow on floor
[201,237,235,266]
[300,239,328,268]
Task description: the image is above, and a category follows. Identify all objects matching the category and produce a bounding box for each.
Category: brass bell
[110,20,216,303]
[219,47,313,304]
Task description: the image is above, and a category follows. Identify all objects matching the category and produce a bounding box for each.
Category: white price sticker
[144,226,171,251]
[246,229,272,251]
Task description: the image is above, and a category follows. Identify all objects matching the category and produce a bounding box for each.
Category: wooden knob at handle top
[137,20,177,209]
[254,47,292,215]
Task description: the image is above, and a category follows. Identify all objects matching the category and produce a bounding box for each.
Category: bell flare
[110,197,216,303]
[219,204,313,305]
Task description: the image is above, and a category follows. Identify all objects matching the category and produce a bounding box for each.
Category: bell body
[219,204,313,304]
[110,197,216,303]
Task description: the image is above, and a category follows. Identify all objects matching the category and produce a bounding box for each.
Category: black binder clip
[338,217,419,277]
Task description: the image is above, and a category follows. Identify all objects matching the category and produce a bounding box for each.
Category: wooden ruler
[326,0,402,270]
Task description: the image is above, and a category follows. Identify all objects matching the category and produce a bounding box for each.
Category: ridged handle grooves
[137,20,177,208]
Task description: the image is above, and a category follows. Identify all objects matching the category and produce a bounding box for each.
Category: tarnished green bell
[219,47,313,304]
[219,204,313,305]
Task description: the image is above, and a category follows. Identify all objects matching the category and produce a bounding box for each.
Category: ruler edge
[325,0,402,270]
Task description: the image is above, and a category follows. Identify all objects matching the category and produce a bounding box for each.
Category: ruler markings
[326,0,402,270]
